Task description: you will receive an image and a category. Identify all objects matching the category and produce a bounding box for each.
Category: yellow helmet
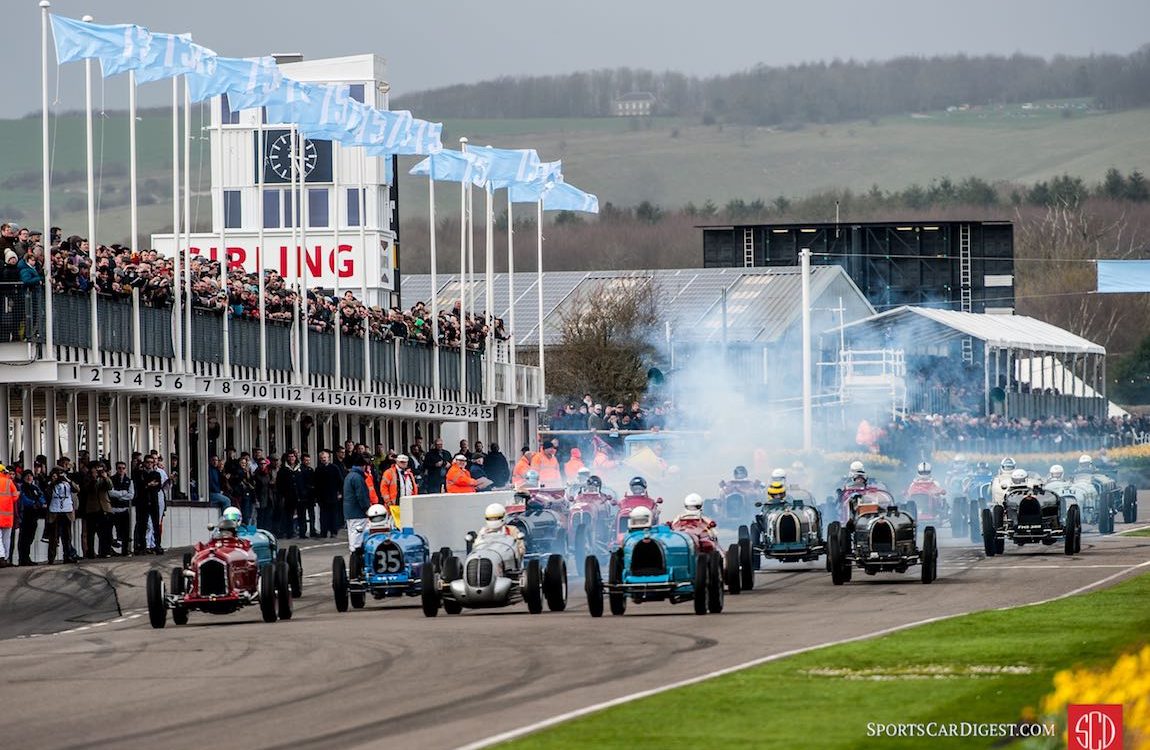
[767,481,786,499]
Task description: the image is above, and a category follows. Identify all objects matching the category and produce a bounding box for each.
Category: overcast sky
[7,0,1150,115]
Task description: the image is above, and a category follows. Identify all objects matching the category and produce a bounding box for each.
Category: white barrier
[400,490,516,553]
[16,503,217,563]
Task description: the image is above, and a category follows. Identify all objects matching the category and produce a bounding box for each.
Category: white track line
[455,558,1150,750]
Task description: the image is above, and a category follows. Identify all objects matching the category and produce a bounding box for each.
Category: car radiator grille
[198,559,227,596]
[630,540,666,576]
[466,557,494,588]
[777,513,799,543]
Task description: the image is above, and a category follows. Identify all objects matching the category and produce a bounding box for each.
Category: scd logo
[1068,705,1123,750]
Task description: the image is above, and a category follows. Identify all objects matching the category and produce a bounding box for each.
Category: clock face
[266,133,318,181]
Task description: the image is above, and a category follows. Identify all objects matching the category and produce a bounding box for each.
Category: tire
[170,567,188,625]
[276,548,286,563]
[992,505,1006,554]
[707,552,724,613]
[693,553,709,615]
[969,499,981,544]
[524,559,543,614]
[438,546,453,572]
[921,526,937,584]
[585,555,604,618]
[748,521,763,570]
[725,543,741,595]
[287,546,303,598]
[904,500,918,522]
[443,598,463,615]
[420,561,440,617]
[608,550,626,616]
[1074,509,1083,554]
[738,536,754,591]
[544,554,568,612]
[146,569,167,629]
[838,526,853,583]
[442,555,463,583]
[259,563,278,623]
[332,556,349,612]
[1064,505,1081,556]
[349,590,366,609]
[1099,496,1112,535]
[182,551,193,569]
[275,560,293,620]
[828,527,844,585]
[826,521,842,571]
[737,524,750,543]
[349,549,364,579]
[981,508,996,557]
[1125,486,1138,523]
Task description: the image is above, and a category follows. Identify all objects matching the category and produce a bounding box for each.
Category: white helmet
[1049,464,1064,480]
[628,506,653,529]
[684,492,704,511]
[221,506,242,524]
[577,467,592,482]
[849,460,865,475]
[770,468,787,481]
[1000,457,1016,472]
[917,462,932,476]
[366,503,390,527]
[1010,469,1029,485]
[1078,454,1093,467]
[484,502,507,530]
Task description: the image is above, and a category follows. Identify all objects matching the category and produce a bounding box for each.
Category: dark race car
[826,490,938,585]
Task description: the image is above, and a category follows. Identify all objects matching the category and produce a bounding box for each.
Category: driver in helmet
[570,467,593,496]
[213,506,243,539]
[1009,468,1031,490]
[765,481,787,504]
[671,493,717,540]
[476,502,524,556]
[365,503,393,534]
[625,476,649,498]
[628,506,654,531]
[951,453,968,472]
[1076,454,1095,474]
[844,460,867,488]
[1048,464,1065,482]
[916,462,933,480]
[999,457,1017,476]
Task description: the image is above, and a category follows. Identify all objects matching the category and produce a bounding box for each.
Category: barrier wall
[18,503,217,563]
[400,490,516,553]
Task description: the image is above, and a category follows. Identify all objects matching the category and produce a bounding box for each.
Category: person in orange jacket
[531,444,563,487]
[447,454,492,493]
[0,465,17,567]
[512,447,535,486]
[564,448,585,481]
[379,454,417,525]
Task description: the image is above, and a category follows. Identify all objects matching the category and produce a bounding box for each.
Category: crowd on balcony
[0,226,508,350]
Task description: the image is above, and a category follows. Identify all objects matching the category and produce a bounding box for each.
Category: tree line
[394,46,1150,125]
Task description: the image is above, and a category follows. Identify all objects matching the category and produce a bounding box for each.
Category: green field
[502,571,1150,750]
[3,100,1150,243]
[1122,527,1150,537]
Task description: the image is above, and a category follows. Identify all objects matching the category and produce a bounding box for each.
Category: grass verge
[1122,527,1150,537]
[502,571,1150,750]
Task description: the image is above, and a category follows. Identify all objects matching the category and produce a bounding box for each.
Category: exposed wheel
[737,524,750,543]
[524,559,543,614]
[693,553,709,615]
[1064,505,1081,556]
[182,551,193,569]
[1100,495,1113,534]
[707,552,724,613]
[608,550,626,616]
[838,526,853,582]
[992,505,1006,554]
[826,521,841,572]
[981,508,996,557]
[968,499,982,544]
[725,543,741,595]
[904,500,918,522]
[420,561,440,617]
[442,554,462,582]
[585,555,604,618]
[544,554,568,612]
[349,549,364,579]
[276,548,286,563]
[259,562,278,623]
[1124,485,1138,523]
[275,560,293,620]
[146,569,167,629]
[349,590,366,609]
[332,556,349,612]
[170,567,188,625]
[748,520,763,570]
[443,597,463,615]
[950,501,967,538]
[738,535,754,591]
[287,545,303,597]
[438,546,453,571]
[921,526,938,584]
[828,526,844,585]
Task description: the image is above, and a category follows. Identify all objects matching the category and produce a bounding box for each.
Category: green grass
[502,572,1150,750]
[1121,527,1150,537]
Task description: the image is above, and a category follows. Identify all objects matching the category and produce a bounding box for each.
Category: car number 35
[378,548,402,573]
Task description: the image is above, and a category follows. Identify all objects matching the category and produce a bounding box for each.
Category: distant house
[612,92,656,117]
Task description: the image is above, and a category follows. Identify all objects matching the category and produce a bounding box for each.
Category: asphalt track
[1,524,1148,750]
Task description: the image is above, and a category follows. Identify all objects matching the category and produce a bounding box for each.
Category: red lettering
[335,244,354,278]
[226,246,246,270]
[305,245,323,277]
[278,246,290,277]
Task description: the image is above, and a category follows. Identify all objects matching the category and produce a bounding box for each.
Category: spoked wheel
[170,567,188,625]
[332,556,349,612]
[146,569,167,629]
[420,561,441,617]
[707,552,724,613]
[608,550,626,616]
[725,543,741,595]
[543,554,568,612]
[693,553,709,615]
[921,526,938,584]
[585,555,604,618]
[259,562,278,623]
[524,559,544,614]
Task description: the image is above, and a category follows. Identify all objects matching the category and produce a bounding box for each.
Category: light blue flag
[508,161,563,203]
[263,79,324,125]
[97,25,153,78]
[466,146,541,187]
[51,15,144,66]
[196,56,282,108]
[542,181,599,213]
[1096,260,1150,293]
[362,109,414,155]
[388,118,443,156]
[132,33,213,85]
[296,84,366,143]
[410,150,490,185]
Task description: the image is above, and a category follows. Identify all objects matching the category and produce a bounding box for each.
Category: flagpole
[257,113,266,381]
[171,77,183,372]
[484,181,495,404]
[358,148,369,388]
[458,137,467,400]
[506,197,517,403]
[40,0,52,352]
[290,125,301,385]
[129,70,142,370]
[299,131,310,389]
[83,17,98,364]
[332,141,342,385]
[536,199,545,406]
[428,172,440,401]
[217,94,230,376]
[183,80,193,374]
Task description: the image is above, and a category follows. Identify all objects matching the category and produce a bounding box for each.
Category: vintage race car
[903,477,966,536]
[568,489,618,564]
[982,486,1081,556]
[705,478,766,524]
[826,493,938,585]
[742,494,825,578]
[422,531,567,616]
[1060,469,1134,533]
[613,494,663,545]
[822,485,895,528]
[331,527,434,611]
[148,531,292,628]
[959,467,997,544]
[504,494,570,560]
[583,522,738,616]
[182,524,304,597]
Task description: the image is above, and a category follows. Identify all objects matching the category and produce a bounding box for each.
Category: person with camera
[47,467,79,564]
[107,461,134,555]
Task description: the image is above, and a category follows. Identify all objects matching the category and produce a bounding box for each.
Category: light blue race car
[331,526,440,611]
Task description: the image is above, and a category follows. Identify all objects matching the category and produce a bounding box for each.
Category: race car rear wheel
[968,499,982,544]
[921,526,938,584]
[738,536,754,592]
[826,521,841,572]
[287,545,303,598]
[748,521,763,570]
[828,527,844,585]
[442,554,463,583]
[838,526,853,582]
[737,524,750,542]
[693,554,709,615]
[608,550,626,616]
[275,560,293,620]
[992,505,1006,553]
[725,543,741,595]
[332,556,349,612]
[420,562,441,617]
[259,563,278,623]
[585,556,604,618]
[707,552,724,613]
[170,567,188,625]
[1123,485,1138,523]
[981,508,996,557]
[349,549,364,579]
[525,559,544,614]
[544,554,568,612]
[1064,505,1081,556]
[435,546,453,573]
[146,569,167,629]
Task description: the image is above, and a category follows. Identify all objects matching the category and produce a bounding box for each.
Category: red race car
[146,520,293,628]
[614,493,663,545]
[568,488,618,563]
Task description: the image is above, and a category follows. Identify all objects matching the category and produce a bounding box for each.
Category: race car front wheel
[259,563,278,623]
[146,569,167,629]
[170,568,188,625]
[707,552,724,613]
[693,553,709,615]
[420,563,441,617]
[275,561,293,621]
[332,556,349,612]
[585,556,604,618]
[725,544,741,595]
[525,559,544,614]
